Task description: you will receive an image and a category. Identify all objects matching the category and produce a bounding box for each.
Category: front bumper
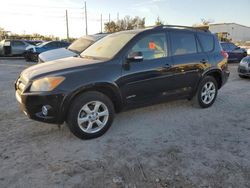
[238,65,250,76]
[15,90,66,124]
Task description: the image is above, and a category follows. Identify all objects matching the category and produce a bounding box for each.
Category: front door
[120,32,175,105]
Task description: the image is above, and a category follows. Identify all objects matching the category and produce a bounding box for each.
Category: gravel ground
[0,58,250,188]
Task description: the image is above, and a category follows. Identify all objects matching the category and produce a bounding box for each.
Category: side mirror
[235,47,240,50]
[127,51,143,62]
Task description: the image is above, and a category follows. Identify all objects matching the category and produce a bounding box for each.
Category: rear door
[169,31,208,95]
[120,32,175,105]
[11,41,26,55]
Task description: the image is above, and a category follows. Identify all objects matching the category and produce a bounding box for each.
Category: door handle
[200,59,208,64]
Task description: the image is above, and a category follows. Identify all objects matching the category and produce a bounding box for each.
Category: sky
[0,0,250,39]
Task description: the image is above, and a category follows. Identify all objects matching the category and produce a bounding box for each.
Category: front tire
[192,76,218,108]
[67,91,115,139]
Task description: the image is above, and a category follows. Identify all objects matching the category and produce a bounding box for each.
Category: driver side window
[130,33,167,60]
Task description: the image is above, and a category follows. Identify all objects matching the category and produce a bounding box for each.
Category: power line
[2,3,83,10]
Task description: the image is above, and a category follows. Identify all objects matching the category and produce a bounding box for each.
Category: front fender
[59,82,123,123]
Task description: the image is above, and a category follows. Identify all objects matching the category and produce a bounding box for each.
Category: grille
[239,68,247,74]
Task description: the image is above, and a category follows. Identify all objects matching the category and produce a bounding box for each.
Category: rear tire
[66,91,115,139]
[192,76,218,108]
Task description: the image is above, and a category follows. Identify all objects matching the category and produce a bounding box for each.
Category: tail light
[221,51,229,59]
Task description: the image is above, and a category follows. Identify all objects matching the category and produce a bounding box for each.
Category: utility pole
[100,14,103,33]
[84,1,88,35]
[109,13,111,23]
[66,10,69,41]
[117,12,119,21]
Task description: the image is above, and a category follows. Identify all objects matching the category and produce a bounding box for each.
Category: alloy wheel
[201,82,216,105]
[77,101,109,134]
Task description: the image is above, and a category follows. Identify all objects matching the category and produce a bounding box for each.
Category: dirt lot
[0,58,250,188]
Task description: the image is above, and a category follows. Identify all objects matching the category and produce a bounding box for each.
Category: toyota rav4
[15,25,230,139]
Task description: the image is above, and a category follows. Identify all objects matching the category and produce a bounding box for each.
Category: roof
[209,23,250,29]
[153,25,210,33]
[107,25,210,36]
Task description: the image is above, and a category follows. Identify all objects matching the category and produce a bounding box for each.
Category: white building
[209,23,250,42]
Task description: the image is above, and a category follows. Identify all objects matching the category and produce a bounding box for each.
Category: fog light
[42,105,51,116]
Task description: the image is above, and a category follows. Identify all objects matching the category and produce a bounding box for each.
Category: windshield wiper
[80,55,95,59]
[68,48,80,54]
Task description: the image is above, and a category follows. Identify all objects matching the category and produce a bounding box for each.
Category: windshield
[68,37,94,54]
[81,32,136,60]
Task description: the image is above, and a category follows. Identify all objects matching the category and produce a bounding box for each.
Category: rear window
[220,43,228,50]
[170,32,197,55]
[198,34,214,52]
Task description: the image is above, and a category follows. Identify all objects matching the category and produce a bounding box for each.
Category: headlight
[30,76,65,92]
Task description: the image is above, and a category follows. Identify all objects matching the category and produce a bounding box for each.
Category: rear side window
[198,34,214,52]
[170,32,197,55]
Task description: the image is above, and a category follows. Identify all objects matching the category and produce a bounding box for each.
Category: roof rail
[153,25,210,32]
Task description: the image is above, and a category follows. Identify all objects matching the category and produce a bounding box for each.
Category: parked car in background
[238,56,250,78]
[24,41,70,62]
[38,34,108,63]
[220,42,247,62]
[15,25,229,139]
[0,39,34,56]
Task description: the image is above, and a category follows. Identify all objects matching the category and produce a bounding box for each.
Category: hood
[21,57,104,81]
[39,48,77,62]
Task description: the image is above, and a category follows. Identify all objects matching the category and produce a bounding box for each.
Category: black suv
[15,25,230,139]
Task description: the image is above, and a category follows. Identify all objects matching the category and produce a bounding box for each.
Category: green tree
[104,21,120,32]
[0,27,9,40]
[104,16,145,32]
[200,18,214,26]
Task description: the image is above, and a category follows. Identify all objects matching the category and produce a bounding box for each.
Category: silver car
[0,39,34,56]
[238,56,250,78]
[38,34,108,63]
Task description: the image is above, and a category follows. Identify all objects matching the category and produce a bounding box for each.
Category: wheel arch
[60,82,123,122]
[191,68,223,99]
[202,69,223,89]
